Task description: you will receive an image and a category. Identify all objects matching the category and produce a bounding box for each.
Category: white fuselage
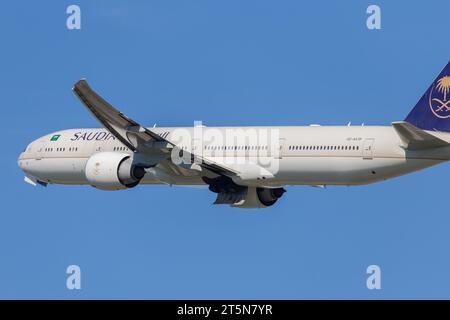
[18,125,450,187]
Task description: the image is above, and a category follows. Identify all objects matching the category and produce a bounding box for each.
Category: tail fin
[405,60,450,132]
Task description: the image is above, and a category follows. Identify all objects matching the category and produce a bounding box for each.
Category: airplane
[18,61,450,208]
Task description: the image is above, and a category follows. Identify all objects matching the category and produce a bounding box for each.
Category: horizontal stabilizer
[392,121,449,150]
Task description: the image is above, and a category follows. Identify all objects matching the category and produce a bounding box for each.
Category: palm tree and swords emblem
[430,75,450,119]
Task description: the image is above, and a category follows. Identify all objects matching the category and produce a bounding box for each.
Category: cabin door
[362,138,375,159]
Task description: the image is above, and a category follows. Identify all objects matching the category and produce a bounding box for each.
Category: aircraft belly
[23,158,89,184]
[23,157,203,186]
[140,175,204,185]
[274,157,443,185]
[20,154,444,187]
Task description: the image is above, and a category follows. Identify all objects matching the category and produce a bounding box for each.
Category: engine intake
[117,157,146,187]
[256,187,286,207]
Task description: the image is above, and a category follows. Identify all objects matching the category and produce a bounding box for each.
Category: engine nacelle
[230,187,285,208]
[85,152,146,190]
[256,187,286,207]
[203,176,285,208]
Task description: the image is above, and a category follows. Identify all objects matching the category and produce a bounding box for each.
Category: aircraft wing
[73,80,168,152]
[72,79,237,176]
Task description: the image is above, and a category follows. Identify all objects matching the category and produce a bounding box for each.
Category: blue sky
[1,0,450,299]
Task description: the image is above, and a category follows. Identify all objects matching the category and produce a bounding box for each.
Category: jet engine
[202,176,286,208]
[85,152,146,190]
[256,187,286,207]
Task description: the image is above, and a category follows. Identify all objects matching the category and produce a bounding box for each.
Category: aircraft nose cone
[18,152,25,171]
